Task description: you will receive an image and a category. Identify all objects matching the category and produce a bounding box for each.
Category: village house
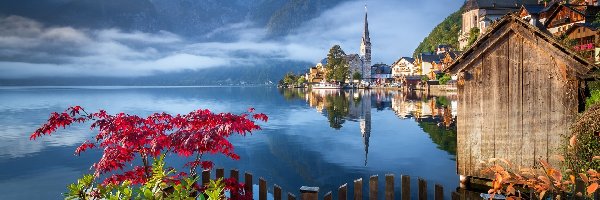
[370,63,392,84]
[306,58,328,84]
[445,14,597,180]
[544,3,600,35]
[415,53,441,80]
[391,57,416,79]
[458,0,539,49]
[564,23,600,63]
[518,4,546,26]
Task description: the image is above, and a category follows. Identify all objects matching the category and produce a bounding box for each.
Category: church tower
[359,3,372,81]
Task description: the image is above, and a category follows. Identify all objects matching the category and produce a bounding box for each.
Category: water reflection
[0,87,460,199]
[279,88,459,160]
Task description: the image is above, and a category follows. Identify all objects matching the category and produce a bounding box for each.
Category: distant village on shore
[280,0,600,92]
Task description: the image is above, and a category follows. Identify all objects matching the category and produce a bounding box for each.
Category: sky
[0,0,463,78]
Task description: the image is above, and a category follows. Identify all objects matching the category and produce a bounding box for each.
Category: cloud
[0,0,463,78]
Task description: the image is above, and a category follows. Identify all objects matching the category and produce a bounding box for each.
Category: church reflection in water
[279,88,459,164]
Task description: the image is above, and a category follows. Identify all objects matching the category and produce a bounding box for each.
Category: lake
[0,86,459,199]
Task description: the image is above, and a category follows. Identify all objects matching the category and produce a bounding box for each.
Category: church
[306,4,373,84]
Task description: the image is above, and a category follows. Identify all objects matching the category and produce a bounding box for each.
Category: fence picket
[354,178,363,200]
[385,174,394,200]
[401,175,410,200]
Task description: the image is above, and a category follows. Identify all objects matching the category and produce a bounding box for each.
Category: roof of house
[446,51,462,60]
[464,0,539,11]
[564,22,598,35]
[404,75,423,81]
[544,4,600,27]
[444,14,596,79]
[371,64,392,74]
[521,4,545,15]
[420,54,441,63]
[401,57,415,63]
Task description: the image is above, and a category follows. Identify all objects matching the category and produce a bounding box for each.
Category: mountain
[412,5,463,57]
[0,61,311,86]
[0,0,349,38]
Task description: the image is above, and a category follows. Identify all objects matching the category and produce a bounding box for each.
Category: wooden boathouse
[444,14,597,179]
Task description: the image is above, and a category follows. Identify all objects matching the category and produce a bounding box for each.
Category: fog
[0,0,462,78]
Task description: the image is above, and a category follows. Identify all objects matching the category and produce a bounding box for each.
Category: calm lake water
[0,86,459,199]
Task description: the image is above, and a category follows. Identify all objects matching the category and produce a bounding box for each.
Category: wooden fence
[202,168,464,200]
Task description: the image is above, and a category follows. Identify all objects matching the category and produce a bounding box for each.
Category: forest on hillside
[413,5,464,57]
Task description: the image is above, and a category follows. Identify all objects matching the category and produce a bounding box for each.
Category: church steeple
[360,1,372,81]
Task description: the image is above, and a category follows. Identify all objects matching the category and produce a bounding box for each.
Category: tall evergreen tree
[326,45,349,82]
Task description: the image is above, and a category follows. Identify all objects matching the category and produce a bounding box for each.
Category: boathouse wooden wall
[452,19,590,179]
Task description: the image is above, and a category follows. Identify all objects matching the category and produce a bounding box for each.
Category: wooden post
[244,172,253,195]
[369,175,377,200]
[288,193,296,200]
[300,186,319,200]
[354,178,363,200]
[434,184,443,200]
[418,178,427,200]
[451,192,460,200]
[401,175,410,200]
[339,183,348,200]
[259,178,267,200]
[274,184,282,200]
[385,174,394,200]
[324,191,332,200]
[230,169,239,182]
[202,170,210,186]
[216,168,224,180]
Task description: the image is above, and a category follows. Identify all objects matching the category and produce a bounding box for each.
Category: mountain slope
[0,0,349,38]
[413,5,463,56]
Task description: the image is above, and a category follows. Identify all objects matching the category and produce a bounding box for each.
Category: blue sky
[0,0,463,78]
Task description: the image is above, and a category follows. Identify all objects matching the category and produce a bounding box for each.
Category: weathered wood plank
[245,172,253,195]
[339,183,348,200]
[385,174,394,200]
[354,178,363,200]
[434,184,444,200]
[274,185,282,200]
[369,175,377,200]
[508,31,524,170]
[324,191,332,200]
[401,175,410,200]
[288,193,296,200]
[451,191,460,200]
[521,39,535,169]
[202,170,210,186]
[475,50,490,178]
[300,186,319,200]
[259,178,267,200]
[216,168,224,180]
[230,169,239,182]
[418,178,427,200]
[496,35,511,168]
[532,40,545,168]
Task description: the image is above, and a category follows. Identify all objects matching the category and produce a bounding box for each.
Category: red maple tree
[30,106,267,199]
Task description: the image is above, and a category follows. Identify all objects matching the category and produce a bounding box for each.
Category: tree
[30,106,268,199]
[352,72,362,81]
[437,73,452,85]
[326,45,349,83]
[297,76,307,85]
[282,72,297,86]
[466,27,480,49]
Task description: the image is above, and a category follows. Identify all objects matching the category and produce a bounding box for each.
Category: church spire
[362,3,370,44]
[360,0,372,81]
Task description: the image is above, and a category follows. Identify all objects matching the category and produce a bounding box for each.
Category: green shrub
[563,104,600,173]
[586,89,600,109]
